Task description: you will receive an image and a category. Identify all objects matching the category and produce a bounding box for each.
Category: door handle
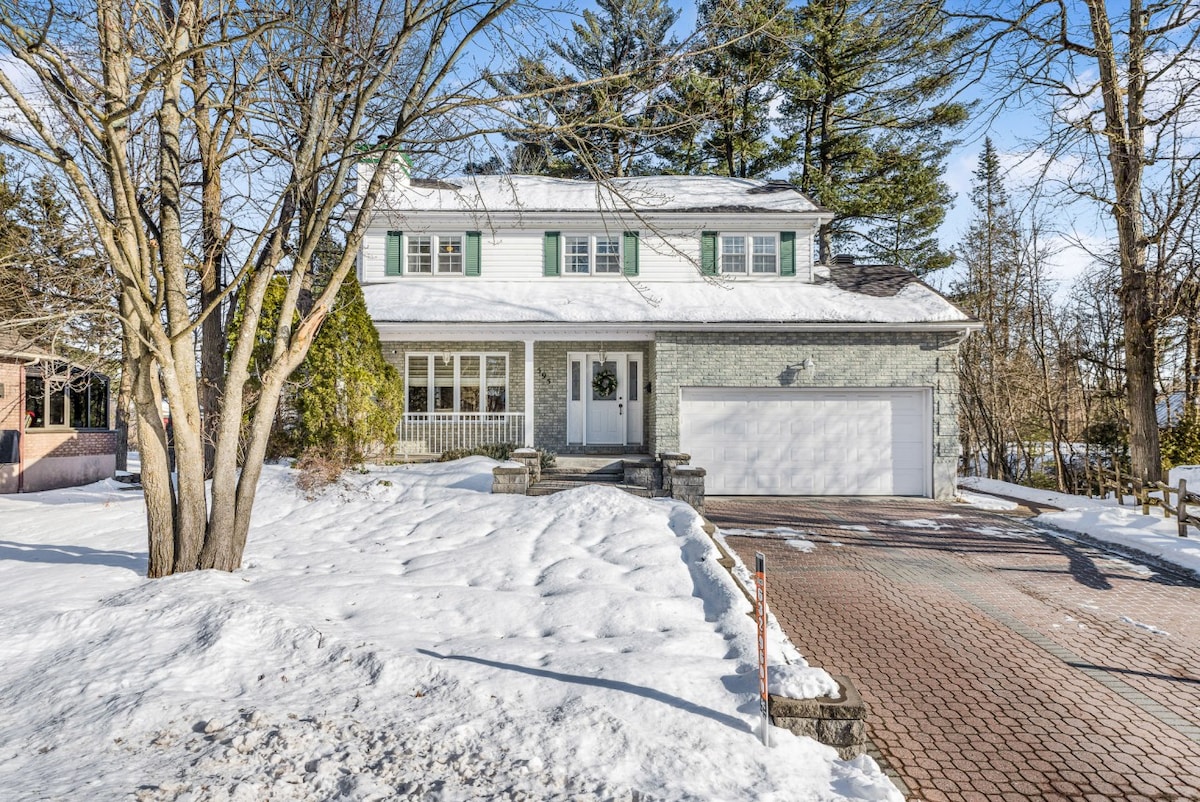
[618,402,624,415]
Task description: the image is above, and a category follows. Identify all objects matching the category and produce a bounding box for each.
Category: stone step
[541,467,624,480]
[528,480,653,498]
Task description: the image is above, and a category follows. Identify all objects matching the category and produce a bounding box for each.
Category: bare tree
[962,0,1200,482]
[0,0,532,576]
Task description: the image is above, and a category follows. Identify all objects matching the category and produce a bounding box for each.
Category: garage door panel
[680,388,930,496]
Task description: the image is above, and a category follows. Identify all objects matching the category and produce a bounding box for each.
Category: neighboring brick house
[0,335,116,493]
[357,169,978,499]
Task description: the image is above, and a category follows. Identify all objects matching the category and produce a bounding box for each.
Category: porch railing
[398,412,526,456]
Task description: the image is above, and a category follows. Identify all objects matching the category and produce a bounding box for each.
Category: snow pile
[960,476,1200,577]
[956,490,1018,511]
[363,277,969,325]
[0,460,898,801]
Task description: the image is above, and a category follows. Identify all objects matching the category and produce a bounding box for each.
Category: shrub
[437,444,556,472]
[294,448,350,496]
[438,443,517,462]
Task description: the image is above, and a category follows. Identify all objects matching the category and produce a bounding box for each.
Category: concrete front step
[528,480,653,498]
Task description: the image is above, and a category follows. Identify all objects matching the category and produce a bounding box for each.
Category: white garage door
[679,387,930,496]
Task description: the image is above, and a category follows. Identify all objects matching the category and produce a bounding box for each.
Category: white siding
[359,225,817,284]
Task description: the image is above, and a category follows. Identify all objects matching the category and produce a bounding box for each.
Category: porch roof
[362,265,973,327]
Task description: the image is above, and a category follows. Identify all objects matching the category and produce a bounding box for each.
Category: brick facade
[531,341,651,454]
[651,330,961,499]
[380,329,962,498]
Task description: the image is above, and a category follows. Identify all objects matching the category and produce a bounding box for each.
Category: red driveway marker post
[755,551,770,746]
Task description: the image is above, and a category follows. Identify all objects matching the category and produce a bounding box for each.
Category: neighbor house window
[563,234,621,275]
[721,234,777,274]
[406,353,508,413]
[24,366,109,429]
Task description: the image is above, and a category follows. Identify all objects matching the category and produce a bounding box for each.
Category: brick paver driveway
[709,497,1200,802]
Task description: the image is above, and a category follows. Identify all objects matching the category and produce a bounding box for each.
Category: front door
[586,356,624,444]
[567,352,643,446]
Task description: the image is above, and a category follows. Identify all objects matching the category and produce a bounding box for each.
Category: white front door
[568,352,643,446]
[586,356,624,444]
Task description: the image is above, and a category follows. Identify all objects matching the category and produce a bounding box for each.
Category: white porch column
[523,338,535,447]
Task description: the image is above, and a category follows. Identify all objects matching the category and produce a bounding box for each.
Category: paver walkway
[709,497,1200,802]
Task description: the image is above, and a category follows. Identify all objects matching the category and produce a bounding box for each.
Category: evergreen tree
[656,0,795,177]
[235,259,403,463]
[498,0,679,178]
[780,0,970,271]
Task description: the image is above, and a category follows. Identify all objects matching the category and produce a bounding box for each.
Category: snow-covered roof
[373,174,827,215]
[363,265,973,327]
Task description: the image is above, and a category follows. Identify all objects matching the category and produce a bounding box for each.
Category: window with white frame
[721,234,777,274]
[405,234,463,274]
[405,353,508,414]
[563,234,621,275]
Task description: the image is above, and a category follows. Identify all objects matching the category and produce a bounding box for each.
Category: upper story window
[406,234,462,274]
[24,366,110,430]
[721,234,777,274]
[564,234,621,275]
[386,231,479,277]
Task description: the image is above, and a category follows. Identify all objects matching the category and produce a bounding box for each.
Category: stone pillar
[512,448,541,485]
[768,676,868,759]
[623,458,658,491]
[670,465,705,512]
[491,463,528,495]
[659,452,690,494]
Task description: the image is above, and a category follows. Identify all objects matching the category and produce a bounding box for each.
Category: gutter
[373,320,984,340]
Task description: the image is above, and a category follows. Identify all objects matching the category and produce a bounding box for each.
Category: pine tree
[656,0,795,177]
[780,0,970,270]
[498,0,679,178]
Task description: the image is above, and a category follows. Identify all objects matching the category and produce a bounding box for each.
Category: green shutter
[385,230,403,276]
[622,230,640,276]
[700,231,718,276]
[543,231,561,276]
[780,231,796,276]
[465,231,482,276]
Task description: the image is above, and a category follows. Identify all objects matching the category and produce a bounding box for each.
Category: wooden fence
[1094,467,1200,538]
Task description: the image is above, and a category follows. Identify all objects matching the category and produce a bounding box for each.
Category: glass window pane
[595,237,620,273]
[88,378,108,428]
[571,361,581,401]
[565,236,590,274]
[408,235,432,273]
[25,375,44,428]
[69,374,89,428]
[722,236,746,273]
[407,356,429,412]
[486,356,506,412]
[459,356,480,412]
[434,355,455,410]
[628,361,638,401]
[437,236,462,273]
[48,380,66,426]
[752,236,776,273]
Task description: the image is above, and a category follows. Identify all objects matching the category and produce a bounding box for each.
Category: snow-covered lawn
[0,459,899,801]
[960,475,1200,577]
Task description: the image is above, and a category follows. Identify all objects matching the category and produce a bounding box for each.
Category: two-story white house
[356,166,976,499]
